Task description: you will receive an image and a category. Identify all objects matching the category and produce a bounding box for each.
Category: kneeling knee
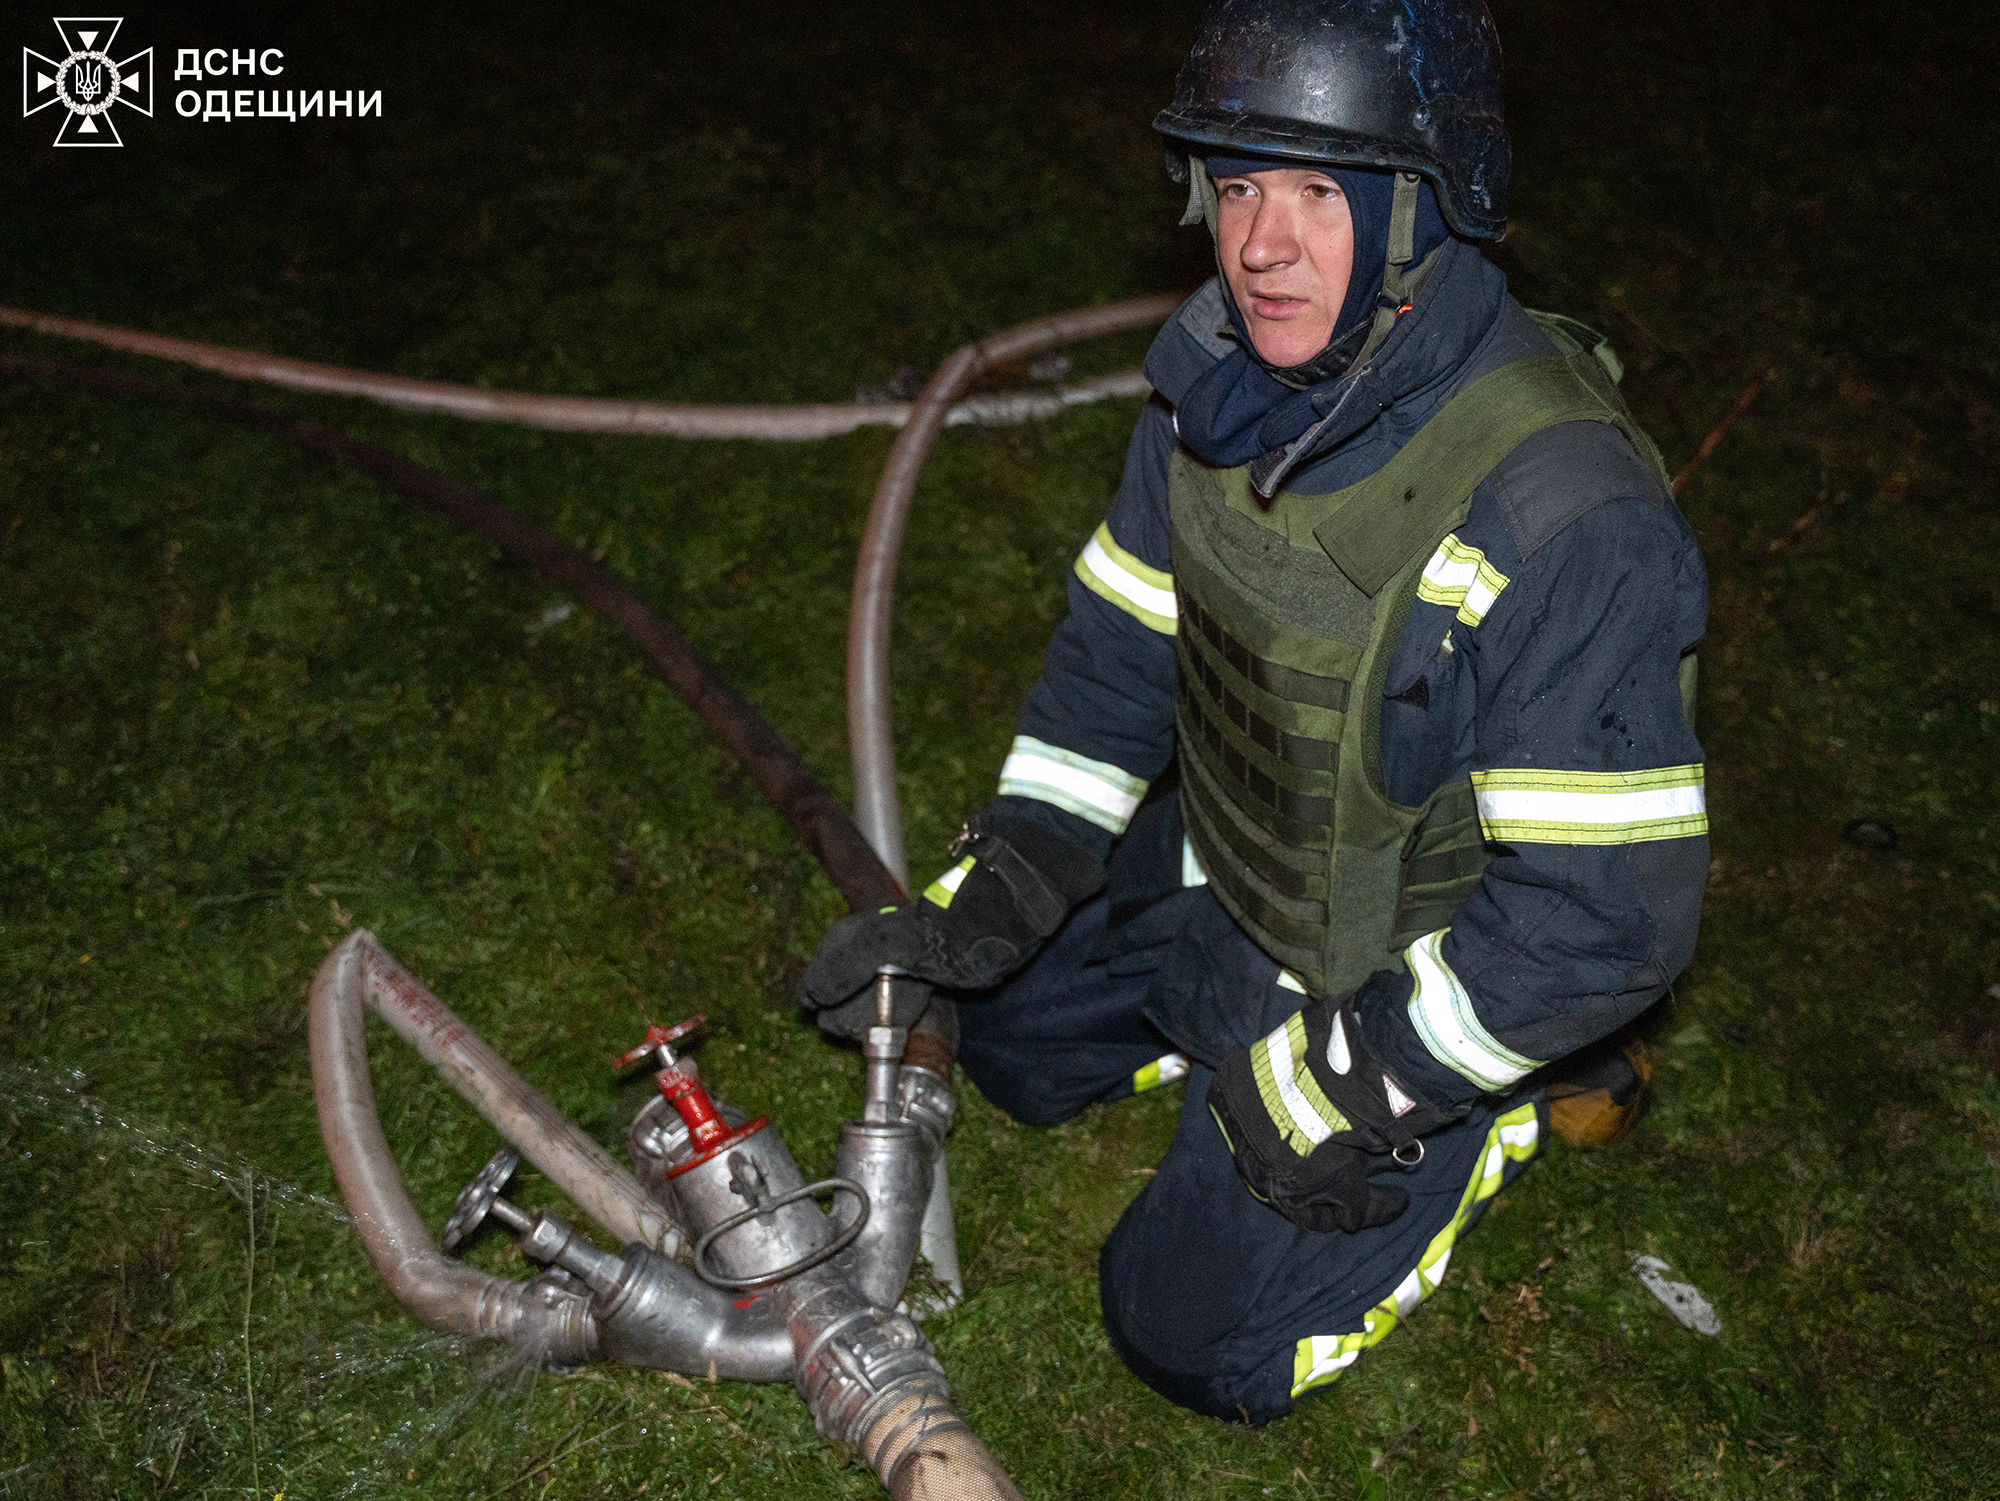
[1098,1249,1292,1426]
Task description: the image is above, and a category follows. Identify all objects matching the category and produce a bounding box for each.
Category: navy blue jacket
[984,239,1708,1113]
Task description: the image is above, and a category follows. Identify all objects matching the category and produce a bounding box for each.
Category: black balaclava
[1175,153,1451,472]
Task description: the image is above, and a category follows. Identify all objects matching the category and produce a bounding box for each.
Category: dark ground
[1,1,1997,1497]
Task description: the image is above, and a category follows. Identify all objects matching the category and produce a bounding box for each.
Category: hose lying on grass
[5,347,1027,1497]
[0,301,1159,440]
[0,350,905,914]
[0,290,1185,890]
[2,296,1181,1498]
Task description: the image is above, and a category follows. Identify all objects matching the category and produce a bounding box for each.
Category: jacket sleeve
[1361,493,1710,1111]
[988,394,1183,861]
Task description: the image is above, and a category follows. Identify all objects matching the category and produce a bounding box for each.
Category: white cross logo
[22,16,152,147]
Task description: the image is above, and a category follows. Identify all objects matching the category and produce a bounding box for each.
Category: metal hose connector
[311,928,1020,1494]
[780,1278,1023,1498]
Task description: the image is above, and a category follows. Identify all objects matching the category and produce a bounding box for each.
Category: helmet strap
[1355,171,1422,365]
[1183,155,1218,230]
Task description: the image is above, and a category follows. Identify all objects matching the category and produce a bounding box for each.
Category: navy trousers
[957,880,1543,1424]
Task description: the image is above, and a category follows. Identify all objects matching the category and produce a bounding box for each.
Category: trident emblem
[22,17,153,147]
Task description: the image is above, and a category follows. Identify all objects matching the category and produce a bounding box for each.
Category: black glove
[1209,987,1453,1233]
[799,810,1105,1040]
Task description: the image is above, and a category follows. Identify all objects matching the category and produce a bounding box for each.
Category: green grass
[3,1,1997,1496]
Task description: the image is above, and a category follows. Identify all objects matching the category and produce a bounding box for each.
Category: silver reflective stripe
[1181,834,1208,888]
[1289,1102,1540,1398]
[1403,929,1540,1093]
[1133,1052,1191,1094]
[997,735,1148,833]
[1325,1011,1352,1075]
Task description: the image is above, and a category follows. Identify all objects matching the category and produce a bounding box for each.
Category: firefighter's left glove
[1210,991,1453,1234]
[798,810,1106,1041]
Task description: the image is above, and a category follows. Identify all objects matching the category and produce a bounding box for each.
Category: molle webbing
[1170,339,1661,996]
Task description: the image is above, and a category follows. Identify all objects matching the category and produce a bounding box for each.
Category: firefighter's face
[1213,167,1355,369]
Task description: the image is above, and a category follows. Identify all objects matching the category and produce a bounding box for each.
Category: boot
[1546,1037,1653,1146]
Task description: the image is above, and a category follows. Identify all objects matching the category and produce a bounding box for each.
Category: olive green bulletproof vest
[1169,317,1670,999]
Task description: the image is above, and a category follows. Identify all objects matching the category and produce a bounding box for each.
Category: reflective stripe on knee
[1133,1052,1191,1094]
[1290,1101,1540,1398]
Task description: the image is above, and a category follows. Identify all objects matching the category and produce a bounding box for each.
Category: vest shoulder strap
[1312,351,1647,596]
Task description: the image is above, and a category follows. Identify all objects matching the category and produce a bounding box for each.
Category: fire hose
[0,302,1156,440]
[0,291,1179,1497]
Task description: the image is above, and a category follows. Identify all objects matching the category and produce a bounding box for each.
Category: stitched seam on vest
[1179,716,1338,847]
[1402,843,1487,890]
[1360,560,1429,815]
[1312,357,1631,596]
[1179,748,1332,874]
[1389,907,1461,952]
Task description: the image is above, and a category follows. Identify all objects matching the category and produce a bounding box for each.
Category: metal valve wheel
[441,1147,521,1253]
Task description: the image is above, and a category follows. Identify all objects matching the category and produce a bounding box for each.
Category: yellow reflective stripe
[1291,1101,1540,1397]
[1250,1021,1312,1155]
[1133,1052,1190,1094]
[921,855,976,909]
[1283,1014,1349,1138]
[1074,521,1177,634]
[1404,929,1541,1093]
[1472,763,1708,844]
[997,734,1149,834]
[1251,1014,1349,1155]
[1415,533,1510,627]
[1276,969,1308,994]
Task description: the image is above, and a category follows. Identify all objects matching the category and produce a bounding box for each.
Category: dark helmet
[1154,0,1510,239]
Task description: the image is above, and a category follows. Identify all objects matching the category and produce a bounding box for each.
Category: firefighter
[802,0,1706,1423]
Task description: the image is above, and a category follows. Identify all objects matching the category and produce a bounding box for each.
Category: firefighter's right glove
[1210,991,1452,1234]
[798,810,1106,1042]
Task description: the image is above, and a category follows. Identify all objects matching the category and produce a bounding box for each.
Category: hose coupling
[797,1302,948,1447]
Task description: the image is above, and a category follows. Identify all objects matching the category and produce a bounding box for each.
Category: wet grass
[2,0,1997,1496]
